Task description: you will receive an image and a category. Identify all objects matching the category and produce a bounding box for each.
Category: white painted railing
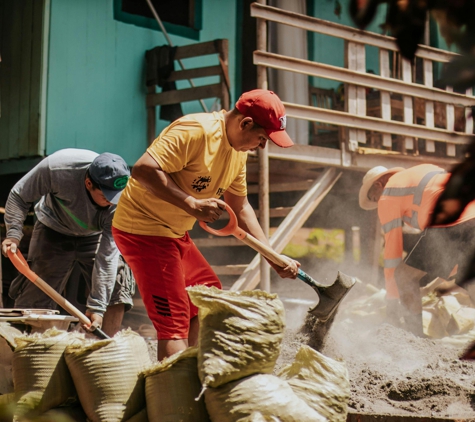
[251,3,475,163]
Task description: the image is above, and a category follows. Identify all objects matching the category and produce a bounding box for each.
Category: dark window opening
[121,0,198,30]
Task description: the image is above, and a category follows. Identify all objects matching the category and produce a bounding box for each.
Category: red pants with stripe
[113,227,221,339]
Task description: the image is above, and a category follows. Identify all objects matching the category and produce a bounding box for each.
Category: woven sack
[12,329,81,420]
[187,286,285,391]
[204,373,326,422]
[277,345,350,422]
[65,329,151,422]
[143,346,209,422]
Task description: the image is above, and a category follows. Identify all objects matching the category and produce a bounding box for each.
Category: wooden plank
[166,65,222,83]
[0,0,11,160]
[215,206,292,220]
[346,42,359,151]
[146,83,222,107]
[356,43,366,143]
[8,0,22,158]
[283,102,472,145]
[347,413,469,422]
[247,179,315,194]
[253,51,475,107]
[266,142,459,170]
[211,265,247,275]
[231,167,342,292]
[174,39,220,60]
[251,3,457,63]
[402,58,414,150]
[379,49,392,147]
[29,0,43,156]
[445,86,455,156]
[146,85,156,145]
[193,237,243,247]
[423,59,435,153]
[18,0,33,157]
[465,88,474,135]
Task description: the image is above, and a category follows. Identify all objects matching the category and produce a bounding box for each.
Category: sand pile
[277,299,475,419]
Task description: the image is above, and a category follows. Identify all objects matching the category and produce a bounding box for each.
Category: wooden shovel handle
[8,249,92,327]
[199,203,291,268]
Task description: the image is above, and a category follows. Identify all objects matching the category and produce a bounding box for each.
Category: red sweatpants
[113,227,222,339]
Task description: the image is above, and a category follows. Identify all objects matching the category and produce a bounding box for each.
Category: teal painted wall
[308,0,388,90]
[45,0,237,165]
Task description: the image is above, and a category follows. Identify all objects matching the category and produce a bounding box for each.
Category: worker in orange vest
[359,164,475,336]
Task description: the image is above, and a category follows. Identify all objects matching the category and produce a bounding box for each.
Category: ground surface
[272,274,475,421]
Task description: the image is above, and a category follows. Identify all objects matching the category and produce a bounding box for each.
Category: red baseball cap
[235,89,294,148]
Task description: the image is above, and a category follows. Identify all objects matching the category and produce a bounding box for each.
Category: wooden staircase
[189,157,342,291]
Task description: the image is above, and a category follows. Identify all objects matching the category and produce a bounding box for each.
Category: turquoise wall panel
[308,0,387,90]
[46,0,237,165]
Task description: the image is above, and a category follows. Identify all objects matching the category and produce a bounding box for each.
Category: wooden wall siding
[0,0,44,161]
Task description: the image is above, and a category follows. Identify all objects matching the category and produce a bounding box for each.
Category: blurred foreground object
[349,0,475,89]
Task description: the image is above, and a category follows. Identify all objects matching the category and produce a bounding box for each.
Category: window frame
[113,0,202,40]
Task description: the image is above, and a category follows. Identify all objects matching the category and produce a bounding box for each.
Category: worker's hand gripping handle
[7,249,110,339]
[199,204,322,289]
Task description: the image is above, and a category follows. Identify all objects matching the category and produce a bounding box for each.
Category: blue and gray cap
[88,152,130,204]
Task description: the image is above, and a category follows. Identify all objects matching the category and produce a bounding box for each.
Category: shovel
[7,249,110,339]
[199,204,356,322]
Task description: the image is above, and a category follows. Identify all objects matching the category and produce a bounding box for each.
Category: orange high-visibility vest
[378,164,475,299]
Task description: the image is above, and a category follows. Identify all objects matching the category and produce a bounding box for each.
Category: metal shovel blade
[308,271,357,321]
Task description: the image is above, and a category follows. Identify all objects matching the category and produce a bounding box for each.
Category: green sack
[12,329,81,420]
[143,347,209,422]
[204,374,326,422]
[65,329,151,422]
[187,286,285,391]
[277,345,350,422]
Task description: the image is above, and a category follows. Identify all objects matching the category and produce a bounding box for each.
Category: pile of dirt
[277,318,475,419]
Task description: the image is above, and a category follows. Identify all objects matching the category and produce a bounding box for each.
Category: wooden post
[256,0,270,292]
[423,59,436,153]
[379,49,392,148]
[465,88,474,136]
[446,86,456,156]
[146,85,156,145]
[402,58,414,151]
[346,41,366,150]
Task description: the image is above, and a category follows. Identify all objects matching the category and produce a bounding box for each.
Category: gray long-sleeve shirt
[5,148,119,315]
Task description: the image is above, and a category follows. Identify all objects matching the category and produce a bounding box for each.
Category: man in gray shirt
[1,148,133,336]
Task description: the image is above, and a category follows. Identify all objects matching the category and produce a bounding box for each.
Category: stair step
[211,264,247,275]
[247,179,315,194]
[193,237,242,247]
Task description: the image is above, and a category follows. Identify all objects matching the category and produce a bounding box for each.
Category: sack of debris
[204,373,326,422]
[12,328,82,421]
[0,323,23,395]
[187,286,285,391]
[64,329,151,422]
[277,345,350,422]
[142,346,210,422]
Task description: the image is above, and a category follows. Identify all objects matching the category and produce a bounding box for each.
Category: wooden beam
[251,3,457,63]
[254,51,475,107]
[266,143,459,171]
[146,84,222,107]
[231,167,342,291]
[283,102,472,145]
[193,238,243,247]
[166,65,222,83]
[211,265,247,275]
[174,40,221,60]
[247,179,316,194]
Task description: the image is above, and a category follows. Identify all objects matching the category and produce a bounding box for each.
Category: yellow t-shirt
[113,111,248,237]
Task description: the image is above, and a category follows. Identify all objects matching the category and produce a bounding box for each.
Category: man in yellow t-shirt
[113,89,300,360]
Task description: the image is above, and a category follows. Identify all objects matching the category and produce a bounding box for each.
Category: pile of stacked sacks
[0,285,350,421]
